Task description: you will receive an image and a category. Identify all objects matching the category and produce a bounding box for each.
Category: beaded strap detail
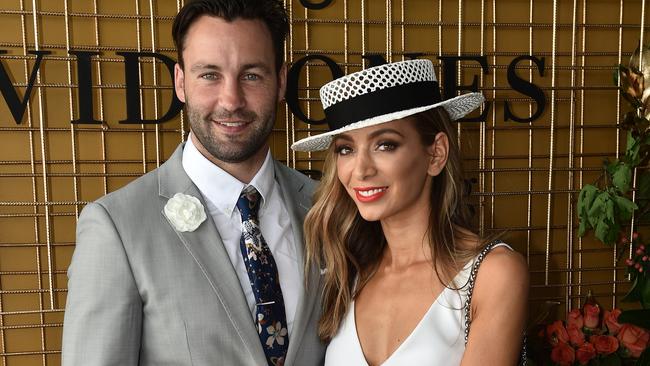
[463,240,527,365]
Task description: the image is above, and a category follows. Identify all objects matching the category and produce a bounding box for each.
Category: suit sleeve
[62,202,142,366]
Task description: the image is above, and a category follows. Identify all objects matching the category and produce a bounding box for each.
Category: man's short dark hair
[172,0,289,71]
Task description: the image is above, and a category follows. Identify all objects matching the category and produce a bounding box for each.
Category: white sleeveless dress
[324,243,513,366]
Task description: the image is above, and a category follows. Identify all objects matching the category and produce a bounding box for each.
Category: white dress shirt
[182,137,301,335]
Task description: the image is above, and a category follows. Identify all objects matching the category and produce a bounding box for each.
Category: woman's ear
[427,132,449,176]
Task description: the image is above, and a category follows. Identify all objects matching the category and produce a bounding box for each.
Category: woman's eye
[335,145,352,155]
[377,141,398,151]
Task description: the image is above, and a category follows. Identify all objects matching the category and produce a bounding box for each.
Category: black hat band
[323,80,441,131]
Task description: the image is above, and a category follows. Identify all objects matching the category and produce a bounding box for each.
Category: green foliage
[622,274,646,305]
[577,65,650,246]
[618,308,650,329]
[636,171,650,222]
[637,348,650,366]
[577,185,637,246]
[598,354,623,366]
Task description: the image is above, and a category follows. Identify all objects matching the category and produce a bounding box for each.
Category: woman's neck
[380,204,432,270]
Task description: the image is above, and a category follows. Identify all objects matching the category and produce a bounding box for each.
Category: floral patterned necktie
[236,186,289,366]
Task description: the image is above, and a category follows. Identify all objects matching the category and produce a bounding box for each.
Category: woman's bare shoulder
[474,243,529,302]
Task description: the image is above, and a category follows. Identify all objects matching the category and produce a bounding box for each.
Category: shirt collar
[182,135,275,217]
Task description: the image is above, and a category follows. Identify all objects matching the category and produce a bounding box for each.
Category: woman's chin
[356,209,384,222]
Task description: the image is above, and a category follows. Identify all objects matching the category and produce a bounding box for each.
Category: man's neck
[190,133,268,184]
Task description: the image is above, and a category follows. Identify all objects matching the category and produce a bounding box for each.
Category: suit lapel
[274,162,321,365]
[158,144,267,365]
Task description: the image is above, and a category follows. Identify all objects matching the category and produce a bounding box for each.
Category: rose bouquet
[533,299,650,365]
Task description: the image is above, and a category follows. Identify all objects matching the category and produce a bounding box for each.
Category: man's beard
[186,102,275,164]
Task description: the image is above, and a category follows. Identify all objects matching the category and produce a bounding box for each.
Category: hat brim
[291,92,485,152]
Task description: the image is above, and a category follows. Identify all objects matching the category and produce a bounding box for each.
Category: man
[61,1,325,365]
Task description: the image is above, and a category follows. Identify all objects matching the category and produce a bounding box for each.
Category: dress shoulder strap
[462,239,527,365]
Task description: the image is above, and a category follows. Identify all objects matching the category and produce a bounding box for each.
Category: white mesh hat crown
[291,59,485,152]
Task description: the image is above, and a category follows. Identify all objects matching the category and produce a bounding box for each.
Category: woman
[291,59,529,365]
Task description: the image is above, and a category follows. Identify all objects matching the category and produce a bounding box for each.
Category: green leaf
[617,309,650,329]
[578,185,599,216]
[605,219,621,245]
[612,162,633,193]
[595,218,611,245]
[637,171,650,198]
[624,131,642,166]
[622,275,643,303]
[586,190,622,245]
[636,347,650,366]
[642,275,650,309]
[636,172,650,220]
[579,217,589,237]
[599,353,622,366]
[606,159,618,176]
[588,192,610,228]
[606,196,616,222]
[624,275,650,309]
[578,185,600,236]
[614,195,638,221]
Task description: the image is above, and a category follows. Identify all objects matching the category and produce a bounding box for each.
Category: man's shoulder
[93,165,162,211]
[274,160,317,194]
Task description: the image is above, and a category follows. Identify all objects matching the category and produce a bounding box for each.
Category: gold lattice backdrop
[0,1,647,365]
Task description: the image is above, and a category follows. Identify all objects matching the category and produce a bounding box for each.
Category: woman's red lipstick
[353,186,388,202]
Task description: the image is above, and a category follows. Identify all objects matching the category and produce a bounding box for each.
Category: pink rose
[617,323,650,358]
[603,309,622,335]
[547,320,570,346]
[551,342,576,366]
[590,335,619,355]
[567,309,584,329]
[567,324,586,346]
[583,304,600,329]
[575,342,597,365]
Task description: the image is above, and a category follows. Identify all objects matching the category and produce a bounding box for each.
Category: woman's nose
[353,150,377,180]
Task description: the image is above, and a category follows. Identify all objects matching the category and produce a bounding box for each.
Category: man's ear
[174,63,186,103]
[427,132,449,176]
[277,62,287,104]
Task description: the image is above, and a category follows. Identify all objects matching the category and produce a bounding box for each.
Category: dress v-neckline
[351,265,469,366]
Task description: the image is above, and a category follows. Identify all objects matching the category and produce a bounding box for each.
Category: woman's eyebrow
[334,134,353,143]
[335,128,405,143]
[367,128,405,139]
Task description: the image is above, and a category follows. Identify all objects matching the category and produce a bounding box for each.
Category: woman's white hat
[290,59,485,152]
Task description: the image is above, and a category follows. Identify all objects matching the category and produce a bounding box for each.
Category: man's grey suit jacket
[62,143,325,365]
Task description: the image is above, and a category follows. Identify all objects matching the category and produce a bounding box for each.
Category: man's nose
[219,78,245,112]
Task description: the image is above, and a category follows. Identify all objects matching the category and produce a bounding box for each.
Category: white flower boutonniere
[164,193,207,232]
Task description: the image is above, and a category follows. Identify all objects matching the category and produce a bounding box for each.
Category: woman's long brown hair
[304,107,485,342]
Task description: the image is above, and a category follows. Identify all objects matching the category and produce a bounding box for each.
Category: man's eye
[335,145,352,155]
[243,73,260,81]
[200,73,218,80]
